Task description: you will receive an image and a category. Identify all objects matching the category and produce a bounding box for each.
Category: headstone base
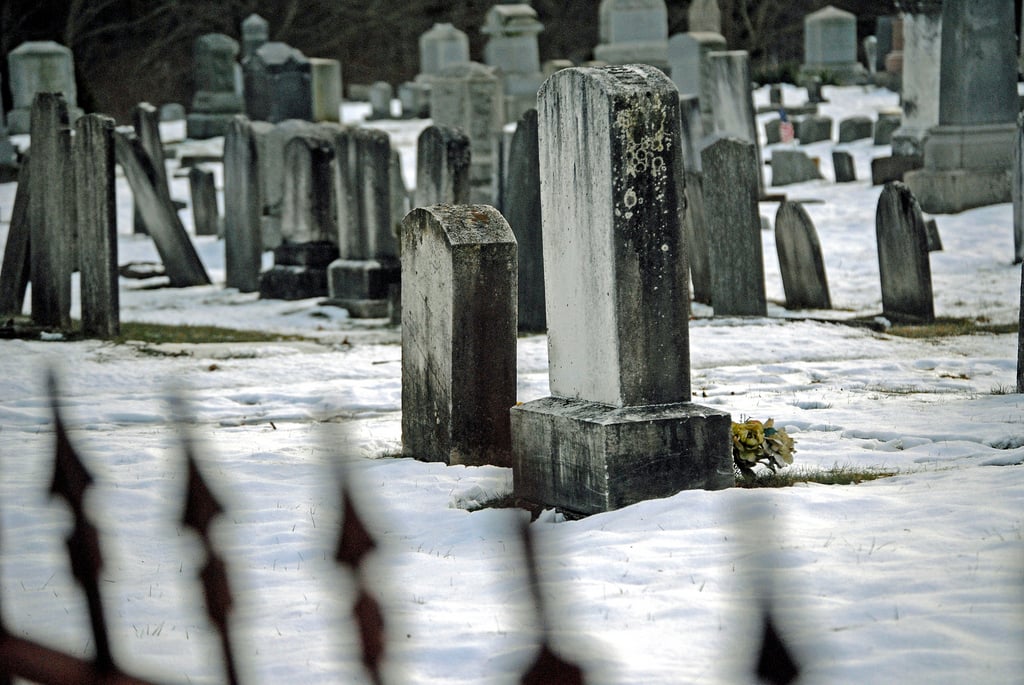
[904,167,1012,214]
[258,265,329,300]
[797,63,867,87]
[511,397,733,516]
[325,258,400,318]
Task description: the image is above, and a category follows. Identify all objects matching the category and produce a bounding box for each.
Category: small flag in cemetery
[779,110,794,144]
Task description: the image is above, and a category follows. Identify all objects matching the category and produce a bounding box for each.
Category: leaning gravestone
[189,166,219,237]
[414,125,470,208]
[1013,111,1024,264]
[504,108,544,332]
[832,150,856,182]
[29,93,75,329]
[401,204,517,467]
[7,41,83,134]
[133,102,178,234]
[0,161,31,316]
[702,137,767,316]
[244,42,313,123]
[223,116,264,292]
[75,114,119,339]
[116,128,211,287]
[512,64,732,515]
[186,34,244,139]
[775,201,831,310]
[875,182,934,323]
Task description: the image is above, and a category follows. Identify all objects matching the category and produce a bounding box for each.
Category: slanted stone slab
[775,201,831,310]
[189,166,219,237]
[702,136,767,316]
[504,109,544,332]
[832,150,856,182]
[513,64,732,515]
[28,93,74,328]
[115,127,211,287]
[401,204,517,467]
[75,114,119,338]
[414,125,470,208]
[771,149,822,186]
[0,160,31,315]
[876,182,934,323]
[133,102,175,234]
[838,116,873,143]
[223,116,263,292]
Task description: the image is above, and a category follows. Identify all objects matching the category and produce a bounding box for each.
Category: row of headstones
[765,113,901,148]
[0,93,211,336]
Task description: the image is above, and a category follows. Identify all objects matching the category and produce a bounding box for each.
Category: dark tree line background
[1,1,907,124]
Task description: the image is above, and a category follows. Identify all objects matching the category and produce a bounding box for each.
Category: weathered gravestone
[133,102,178,235]
[832,150,856,182]
[414,125,470,208]
[678,94,704,173]
[800,5,867,86]
[838,116,872,143]
[398,82,431,119]
[512,65,733,516]
[1015,111,1024,264]
[873,112,901,146]
[256,119,329,249]
[309,58,343,123]
[0,161,31,315]
[905,0,1018,214]
[708,50,763,195]
[775,201,831,310]
[241,13,269,61]
[875,182,934,323]
[327,128,401,317]
[417,23,470,83]
[244,42,313,124]
[7,41,83,134]
[683,169,712,305]
[482,3,545,123]
[701,137,767,316]
[189,166,219,237]
[1018,265,1023,393]
[75,114,119,339]
[186,34,244,139]
[29,93,75,329]
[688,0,721,33]
[891,2,942,158]
[667,32,726,135]
[504,108,544,332]
[401,204,517,467]
[771,149,822,186]
[430,62,504,204]
[593,0,669,70]
[797,115,832,144]
[260,135,338,299]
[115,127,211,287]
[368,81,394,120]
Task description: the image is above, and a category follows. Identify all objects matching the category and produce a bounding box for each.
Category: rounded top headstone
[420,23,471,77]
[10,40,73,57]
[243,13,269,32]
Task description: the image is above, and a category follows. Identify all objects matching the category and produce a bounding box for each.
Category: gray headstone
[800,5,867,85]
[504,109,544,332]
[765,118,782,145]
[1015,111,1024,264]
[683,170,712,305]
[244,42,313,124]
[905,0,1018,213]
[189,166,219,237]
[891,6,942,157]
[0,161,30,315]
[832,150,856,182]
[769,84,783,107]
[701,137,767,316]
[873,113,900,145]
[7,41,83,134]
[708,50,763,194]
[482,3,545,122]
[414,125,471,209]
[513,64,732,514]
[401,204,517,466]
[281,135,336,244]
[775,201,831,310]
[678,94,705,173]
[1018,264,1023,392]
[797,115,832,144]
[429,62,504,204]
[115,127,211,288]
[242,14,269,60]
[688,0,721,34]
[418,23,470,80]
[28,93,75,328]
[838,116,873,143]
[75,114,119,339]
[771,148,823,186]
[594,0,669,69]
[368,81,394,120]
[875,17,894,72]
[875,182,934,323]
[668,32,727,133]
[398,82,431,119]
[309,58,342,123]
[187,34,244,139]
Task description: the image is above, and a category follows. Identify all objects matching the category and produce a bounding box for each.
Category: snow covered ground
[0,84,1022,684]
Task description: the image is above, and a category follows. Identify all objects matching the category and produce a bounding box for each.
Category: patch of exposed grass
[735,465,899,488]
[115,321,311,345]
[887,317,1018,339]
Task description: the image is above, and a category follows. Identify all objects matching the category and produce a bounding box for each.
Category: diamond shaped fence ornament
[47,371,114,671]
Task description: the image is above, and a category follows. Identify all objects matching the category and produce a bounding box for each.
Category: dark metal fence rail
[0,374,799,685]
